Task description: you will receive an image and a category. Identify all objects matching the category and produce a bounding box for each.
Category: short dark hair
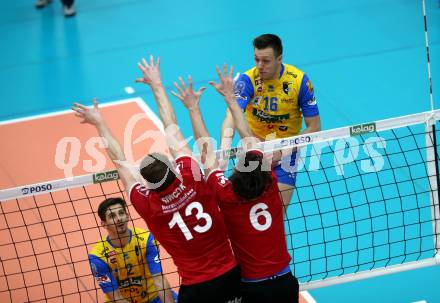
[98,197,127,222]
[139,153,177,191]
[229,151,272,201]
[253,34,283,58]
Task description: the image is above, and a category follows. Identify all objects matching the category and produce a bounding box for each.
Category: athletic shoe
[63,4,76,17]
[35,0,51,9]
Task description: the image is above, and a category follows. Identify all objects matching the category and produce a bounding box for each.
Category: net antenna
[422,0,435,111]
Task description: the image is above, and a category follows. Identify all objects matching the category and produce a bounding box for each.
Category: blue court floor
[1,0,440,302]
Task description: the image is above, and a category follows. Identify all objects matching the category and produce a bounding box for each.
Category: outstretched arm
[220,109,235,149]
[211,65,258,144]
[72,99,137,191]
[210,69,237,153]
[303,115,321,134]
[171,75,217,174]
[135,55,191,159]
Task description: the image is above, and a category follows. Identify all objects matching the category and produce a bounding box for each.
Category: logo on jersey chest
[286,71,297,78]
[252,109,290,123]
[104,250,118,264]
[282,82,294,94]
[119,276,143,288]
[251,96,262,106]
[254,78,263,92]
[215,173,228,187]
[280,98,295,104]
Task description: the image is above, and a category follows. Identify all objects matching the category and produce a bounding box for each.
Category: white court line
[412,301,427,303]
[0,97,143,125]
[134,97,164,132]
[301,291,317,303]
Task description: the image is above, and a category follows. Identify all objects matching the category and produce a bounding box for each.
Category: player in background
[88,197,176,303]
[173,65,299,303]
[72,55,240,303]
[217,34,321,211]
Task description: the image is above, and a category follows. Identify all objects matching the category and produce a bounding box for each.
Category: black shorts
[241,272,299,303]
[178,266,241,303]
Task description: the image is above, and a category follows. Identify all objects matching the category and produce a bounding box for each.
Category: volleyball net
[1,109,440,302]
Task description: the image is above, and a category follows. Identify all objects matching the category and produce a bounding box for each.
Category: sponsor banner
[93,170,120,184]
[20,183,53,195]
[350,122,376,136]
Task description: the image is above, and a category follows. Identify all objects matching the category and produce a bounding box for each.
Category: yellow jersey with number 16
[234,63,318,139]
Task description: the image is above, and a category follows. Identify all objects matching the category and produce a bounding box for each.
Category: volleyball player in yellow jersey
[217,34,321,210]
[88,197,176,303]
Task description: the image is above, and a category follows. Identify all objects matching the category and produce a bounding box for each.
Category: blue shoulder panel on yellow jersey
[89,254,119,293]
[298,74,319,117]
[234,73,254,110]
[145,233,162,275]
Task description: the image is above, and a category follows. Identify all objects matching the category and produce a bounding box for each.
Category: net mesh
[281,122,439,282]
[1,111,440,302]
[0,180,179,303]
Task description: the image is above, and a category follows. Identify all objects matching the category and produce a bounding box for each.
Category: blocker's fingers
[178,76,186,90]
[73,103,88,110]
[137,62,146,72]
[173,82,183,94]
[188,75,193,90]
[142,58,149,68]
[215,66,222,79]
[171,91,183,100]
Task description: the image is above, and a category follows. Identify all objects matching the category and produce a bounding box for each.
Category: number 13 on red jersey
[168,202,213,240]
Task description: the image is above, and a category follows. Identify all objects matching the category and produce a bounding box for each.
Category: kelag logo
[350,122,376,136]
[93,170,119,184]
[21,183,53,195]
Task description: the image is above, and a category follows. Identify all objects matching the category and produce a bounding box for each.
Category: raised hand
[72,98,103,125]
[135,55,162,86]
[171,75,206,110]
[209,64,234,100]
